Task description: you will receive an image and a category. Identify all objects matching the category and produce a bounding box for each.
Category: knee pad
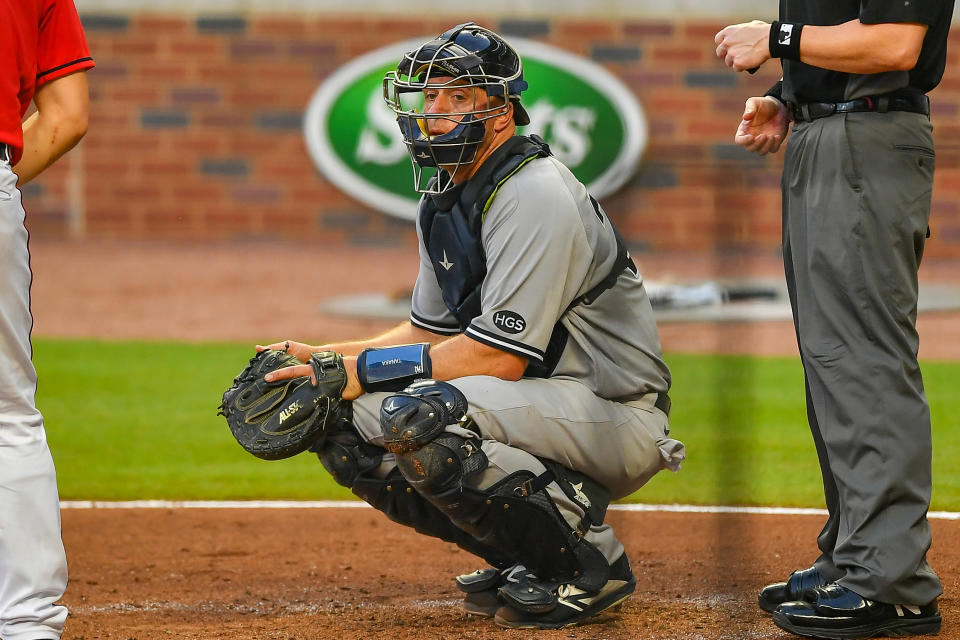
[380,380,487,497]
[396,432,487,498]
[380,379,469,453]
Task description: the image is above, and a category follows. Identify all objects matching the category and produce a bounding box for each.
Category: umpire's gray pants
[782,111,941,605]
[351,376,683,565]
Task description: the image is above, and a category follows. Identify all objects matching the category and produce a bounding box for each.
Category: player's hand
[256,340,319,363]
[264,355,364,400]
[715,20,771,72]
[735,96,789,155]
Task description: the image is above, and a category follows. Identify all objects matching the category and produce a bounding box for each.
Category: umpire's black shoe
[456,564,536,617]
[493,554,636,630]
[759,566,828,613]
[773,583,941,639]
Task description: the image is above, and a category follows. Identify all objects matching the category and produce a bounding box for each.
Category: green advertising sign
[305,37,646,220]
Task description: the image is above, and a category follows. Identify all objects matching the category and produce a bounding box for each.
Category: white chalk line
[58,500,960,520]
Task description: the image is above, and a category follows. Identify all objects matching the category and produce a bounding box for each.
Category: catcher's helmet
[383,22,529,194]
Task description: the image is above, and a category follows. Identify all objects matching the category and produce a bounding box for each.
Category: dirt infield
[28,239,960,639]
[60,507,960,640]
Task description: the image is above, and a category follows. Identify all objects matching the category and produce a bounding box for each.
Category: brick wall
[23,12,960,257]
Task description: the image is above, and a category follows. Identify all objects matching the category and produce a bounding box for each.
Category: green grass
[34,339,960,509]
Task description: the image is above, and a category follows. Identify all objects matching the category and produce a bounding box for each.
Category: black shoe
[455,564,536,617]
[773,583,941,639]
[493,554,636,630]
[759,566,828,613]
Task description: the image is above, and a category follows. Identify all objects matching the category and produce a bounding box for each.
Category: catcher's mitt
[218,349,349,460]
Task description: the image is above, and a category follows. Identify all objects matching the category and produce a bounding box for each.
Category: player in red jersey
[0,1,94,638]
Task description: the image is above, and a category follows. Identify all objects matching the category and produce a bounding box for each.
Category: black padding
[539,459,611,529]
[380,380,473,454]
[401,379,469,420]
[380,393,451,454]
[396,432,488,497]
[428,471,611,591]
[314,428,384,488]
[351,468,511,569]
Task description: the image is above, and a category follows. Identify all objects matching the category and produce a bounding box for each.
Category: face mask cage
[383,30,523,195]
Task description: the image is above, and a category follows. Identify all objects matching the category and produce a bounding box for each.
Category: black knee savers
[380,379,487,497]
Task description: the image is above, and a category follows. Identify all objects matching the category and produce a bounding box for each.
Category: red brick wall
[22,13,960,257]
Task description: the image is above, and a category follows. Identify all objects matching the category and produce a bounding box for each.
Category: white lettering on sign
[523,101,596,168]
[356,91,407,165]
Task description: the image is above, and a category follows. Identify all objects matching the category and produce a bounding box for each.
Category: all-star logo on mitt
[218,349,350,460]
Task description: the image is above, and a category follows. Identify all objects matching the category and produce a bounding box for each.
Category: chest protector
[419,134,635,377]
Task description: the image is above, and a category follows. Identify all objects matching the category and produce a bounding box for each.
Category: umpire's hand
[735,97,789,156]
[715,20,772,72]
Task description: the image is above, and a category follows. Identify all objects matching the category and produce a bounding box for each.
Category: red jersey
[0,0,95,165]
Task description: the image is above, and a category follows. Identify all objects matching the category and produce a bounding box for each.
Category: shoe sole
[772,611,942,639]
[463,601,499,618]
[494,581,636,630]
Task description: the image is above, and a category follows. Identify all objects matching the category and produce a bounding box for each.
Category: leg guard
[353,468,510,568]
[313,421,510,569]
[313,425,384,488]
[380,381,610,592]
[443,471,610,592]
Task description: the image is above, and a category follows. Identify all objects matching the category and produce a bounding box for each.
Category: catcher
[221,22,684,629]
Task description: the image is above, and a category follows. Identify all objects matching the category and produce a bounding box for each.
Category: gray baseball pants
[351,375,683,565]
[782,111,942,605]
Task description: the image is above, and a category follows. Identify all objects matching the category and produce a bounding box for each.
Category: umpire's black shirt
[780,0,955,103]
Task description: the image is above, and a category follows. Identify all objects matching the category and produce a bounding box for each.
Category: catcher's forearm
[321,321,449,356]
[429,334,528,382]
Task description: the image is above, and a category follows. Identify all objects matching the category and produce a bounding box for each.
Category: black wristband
[764,80,787,106]
[769,21,803,61]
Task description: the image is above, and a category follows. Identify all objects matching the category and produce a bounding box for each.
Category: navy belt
[619,390,671,417]
[790,93,929,122]
[654,391,672,417]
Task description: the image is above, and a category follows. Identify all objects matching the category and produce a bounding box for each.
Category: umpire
[715,2,953,638]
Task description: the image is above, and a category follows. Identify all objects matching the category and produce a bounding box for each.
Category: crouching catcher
[223,22,685,630]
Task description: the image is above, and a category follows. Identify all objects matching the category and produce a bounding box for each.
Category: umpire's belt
[789,92,929,122]
[621,391,671,417]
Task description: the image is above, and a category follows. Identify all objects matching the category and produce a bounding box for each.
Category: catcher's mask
[383,22,529,194]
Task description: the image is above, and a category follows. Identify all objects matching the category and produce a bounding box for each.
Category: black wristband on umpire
[764,80,787,106]
[769,21,803,60]
[356,343,432,392]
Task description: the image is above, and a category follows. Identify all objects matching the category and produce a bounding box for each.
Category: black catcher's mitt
[219,349,349,460]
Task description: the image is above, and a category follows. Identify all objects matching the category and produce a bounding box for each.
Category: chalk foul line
[58,500,960,520]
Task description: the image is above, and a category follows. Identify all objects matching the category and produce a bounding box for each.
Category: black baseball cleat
[492,553,636,630]
[772,583,941,639]
[455,564,537,617]
[759,566,828,613]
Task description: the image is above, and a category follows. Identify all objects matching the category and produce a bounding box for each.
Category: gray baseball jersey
[349,152,683,568]
[410,155,670,399]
